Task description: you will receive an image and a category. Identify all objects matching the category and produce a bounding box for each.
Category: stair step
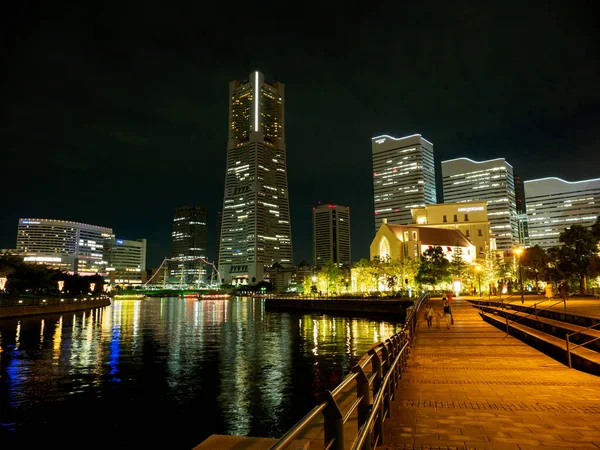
[478,305,600,341]
[480,311,600,373]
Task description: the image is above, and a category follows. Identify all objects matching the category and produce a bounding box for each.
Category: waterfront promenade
[380,295,600,449]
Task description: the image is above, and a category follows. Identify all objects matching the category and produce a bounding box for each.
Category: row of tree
[300,218,600,296]
[0,255,105,297]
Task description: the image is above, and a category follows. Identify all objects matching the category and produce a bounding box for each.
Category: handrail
[566,322,600,369]
[268,292,430,450]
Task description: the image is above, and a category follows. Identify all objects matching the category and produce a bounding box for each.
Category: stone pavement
[379,296,600,450]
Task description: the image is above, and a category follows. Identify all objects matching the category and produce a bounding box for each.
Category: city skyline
[2,3,599,268]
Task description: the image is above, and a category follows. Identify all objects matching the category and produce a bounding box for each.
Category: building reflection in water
[0,297,403,449]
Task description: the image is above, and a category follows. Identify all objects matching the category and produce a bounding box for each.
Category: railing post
[368,349,384,445]
[319,390,345,450]
[351,365,371,434]
[506,316,509,335]
[566,334,572,369]
[535,303,537,320]
[381,342,392,417]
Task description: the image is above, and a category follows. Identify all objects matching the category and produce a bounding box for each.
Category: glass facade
[524,177,600,249]
[372,134,436,233]
[442,157,518,251]
[219,72,293,285]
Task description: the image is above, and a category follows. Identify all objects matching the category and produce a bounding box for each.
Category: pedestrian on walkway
[425,304,434,328]
[447,291,453,303]
[442,299,452,329]
[544,282,554,299]
[560,280,568,301]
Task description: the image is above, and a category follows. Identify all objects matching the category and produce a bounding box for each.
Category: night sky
[2,2,599,269]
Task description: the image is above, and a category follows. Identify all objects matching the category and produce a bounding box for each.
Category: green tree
[319,260,342,295]
[521,245,549,291]
[351,258,376,293]
[557,224,598,294]
[415,246,451,287]
[590,216,600,242]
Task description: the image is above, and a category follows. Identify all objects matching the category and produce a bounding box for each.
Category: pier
[197,294,600,449]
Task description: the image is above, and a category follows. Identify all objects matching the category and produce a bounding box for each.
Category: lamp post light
[475,265,482,298]
[514,248,524,304]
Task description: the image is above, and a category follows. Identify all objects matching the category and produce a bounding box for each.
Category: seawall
[0,296,111,318]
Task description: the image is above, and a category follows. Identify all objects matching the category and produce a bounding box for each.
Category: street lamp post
[514,248,524,304]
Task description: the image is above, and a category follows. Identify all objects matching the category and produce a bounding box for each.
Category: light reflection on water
[0,297,403,449]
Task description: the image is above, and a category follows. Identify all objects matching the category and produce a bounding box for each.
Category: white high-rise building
[442,157,518,251]
[17,218,114,274]
[312,204,351,269]
[218,71,293,285]
[524,177,600,249]
[372,134,436,232]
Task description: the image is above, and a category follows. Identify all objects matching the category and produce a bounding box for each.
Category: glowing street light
[514,248,524,304]
[0,276,7,291]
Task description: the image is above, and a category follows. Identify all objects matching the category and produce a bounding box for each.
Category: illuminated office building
[170,206,208,285]
[372,134,436,232]
[17,218,114,274]
[218,71,293,285]
[104,238,147,287]
[524,177,600,249]
[313,204,351,268]
[442,157,518,250]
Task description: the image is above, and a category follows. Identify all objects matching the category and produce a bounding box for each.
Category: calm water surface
[0,297,403,449]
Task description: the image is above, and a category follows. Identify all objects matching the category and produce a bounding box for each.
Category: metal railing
[269,292,430,450]
[566,322,600,369]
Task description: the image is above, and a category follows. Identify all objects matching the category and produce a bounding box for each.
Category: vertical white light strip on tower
[254,71,259,131]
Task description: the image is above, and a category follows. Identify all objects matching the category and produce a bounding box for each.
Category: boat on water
[200,293,231,299]
[113,294,147,300]
[180,294,199,299]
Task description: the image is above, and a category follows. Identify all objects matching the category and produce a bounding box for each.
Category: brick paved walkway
[380,296,600,450]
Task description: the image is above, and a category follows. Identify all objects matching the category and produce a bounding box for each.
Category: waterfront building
[313,204,351,269]
[369,218,475,264]
[104,238,147,287]
[170,206,208,285]
[218,71,293,285]
[410,201,495,258]
[17,218,114,274]
[442,157,518,251]
[524,177,600,249]
[372,134,436,231]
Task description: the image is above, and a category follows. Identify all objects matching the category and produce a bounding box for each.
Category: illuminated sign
[457,206,484,213]
[375,138,385,144]
[116,240,124,244]
[22,220,41,224]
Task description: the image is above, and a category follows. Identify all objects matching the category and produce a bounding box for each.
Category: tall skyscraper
[312,204,351,269]
[372,134,436,232]
[524,177,600,249]
[442,157,518,251]
[215,211,222,265]
[218,71,293,285]
[17,218,114,274]
[170,206,208,285]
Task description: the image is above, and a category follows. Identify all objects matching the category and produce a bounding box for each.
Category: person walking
[425,304,434,328]
[442,299,452,329]
[544,282,554,300]
[447,291,453,303]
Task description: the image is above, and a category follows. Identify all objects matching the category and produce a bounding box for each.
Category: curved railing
[269,292,430,450]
